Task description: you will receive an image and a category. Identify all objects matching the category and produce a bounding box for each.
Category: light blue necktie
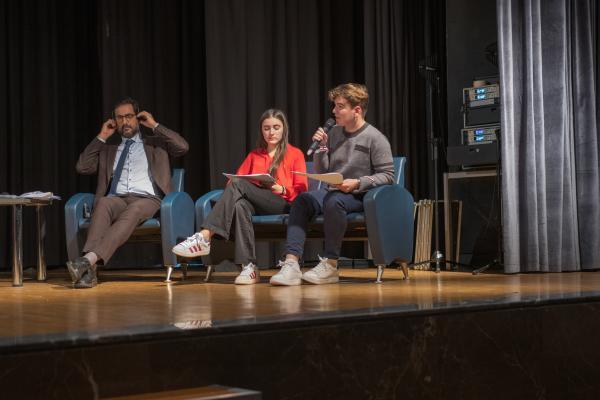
[109,139,134,195]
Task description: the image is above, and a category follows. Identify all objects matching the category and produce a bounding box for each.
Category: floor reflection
[0,269,599,342]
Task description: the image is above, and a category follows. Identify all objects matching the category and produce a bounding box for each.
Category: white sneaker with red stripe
[172,233,211,258]
[235,263,260,285]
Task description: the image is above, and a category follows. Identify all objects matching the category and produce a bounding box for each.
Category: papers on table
[223,173,277,185]
[291,171,344,185]
[19,191,61,200]
[0,191,61,201]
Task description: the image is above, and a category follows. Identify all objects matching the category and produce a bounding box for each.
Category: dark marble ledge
[2,289,600,356]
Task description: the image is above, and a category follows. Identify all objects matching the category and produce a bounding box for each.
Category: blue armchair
[195,157,414,283]
[65,169,194,280]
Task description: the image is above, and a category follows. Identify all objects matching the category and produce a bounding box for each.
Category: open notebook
[223,173,277,185]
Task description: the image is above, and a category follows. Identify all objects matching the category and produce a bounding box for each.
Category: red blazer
[236,144,308,202]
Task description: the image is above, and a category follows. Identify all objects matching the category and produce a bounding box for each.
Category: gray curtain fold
[498,0,600,272]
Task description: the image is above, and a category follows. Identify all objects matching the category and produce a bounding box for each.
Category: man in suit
[67,98,188,288]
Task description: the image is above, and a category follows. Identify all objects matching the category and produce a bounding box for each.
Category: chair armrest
[363,184,414,265]
[160,191,195,266]
[195,190,223,229]
[64,193,95,261]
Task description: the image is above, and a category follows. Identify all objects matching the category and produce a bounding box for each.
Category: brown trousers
[83,195,161,263]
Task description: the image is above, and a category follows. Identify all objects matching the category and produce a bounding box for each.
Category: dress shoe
[73,265,98,289]
[66,257,91,283]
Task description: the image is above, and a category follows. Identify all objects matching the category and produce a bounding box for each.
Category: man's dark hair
[113,97,140,116]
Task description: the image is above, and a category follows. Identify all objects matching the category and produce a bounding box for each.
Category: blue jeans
[285,189,365,260]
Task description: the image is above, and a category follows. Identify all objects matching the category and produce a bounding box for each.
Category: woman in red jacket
[173,109,308,284]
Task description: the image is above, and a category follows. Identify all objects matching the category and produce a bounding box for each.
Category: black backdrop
[0,0,445,269]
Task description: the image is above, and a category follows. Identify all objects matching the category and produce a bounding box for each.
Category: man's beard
[119,124,140,138]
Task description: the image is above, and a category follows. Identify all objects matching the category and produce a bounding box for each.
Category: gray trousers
[83,195,161,263]
[202,179,289,264]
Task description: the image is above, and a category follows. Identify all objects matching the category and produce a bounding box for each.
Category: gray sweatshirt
[313,123,395,193]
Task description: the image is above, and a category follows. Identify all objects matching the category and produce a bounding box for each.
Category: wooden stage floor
[1,267,600,351]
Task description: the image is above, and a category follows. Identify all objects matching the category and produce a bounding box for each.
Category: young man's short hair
[328,83,369,115]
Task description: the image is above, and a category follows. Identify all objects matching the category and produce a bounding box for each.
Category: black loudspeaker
[447,143,498,167]
[448,175,501,266]
[463,105,500,127]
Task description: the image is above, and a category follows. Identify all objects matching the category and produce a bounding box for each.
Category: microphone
[419,65,438,71]
[307,118,336,156]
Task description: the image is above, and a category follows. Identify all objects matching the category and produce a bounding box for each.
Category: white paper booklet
[223,173,277,185]
[291,171,344,185]
[19,191,61,200]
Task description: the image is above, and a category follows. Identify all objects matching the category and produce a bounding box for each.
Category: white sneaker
[270,259,303,286]
[172,233,211,258]
[302,256,339,284]
[235,263,260,285]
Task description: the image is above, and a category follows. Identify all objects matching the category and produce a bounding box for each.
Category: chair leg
[376,264,385,284]
[204,265,214,282]
[399,261,410,280]
[181,263,188,280]
[165,265,174,283]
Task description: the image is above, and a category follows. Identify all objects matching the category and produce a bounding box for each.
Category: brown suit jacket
[76,125,189,204]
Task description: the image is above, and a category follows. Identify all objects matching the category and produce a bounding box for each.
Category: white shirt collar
[120,132,143,144]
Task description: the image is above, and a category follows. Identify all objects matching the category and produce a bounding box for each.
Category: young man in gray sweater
[270,83,395,285]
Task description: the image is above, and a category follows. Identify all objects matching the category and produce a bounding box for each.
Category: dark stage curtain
[98,0,209,195]
[0,0,209,269]
[0,0,442,268]
[203,0,365,188]
[204,0,442,199]
[0,0,102,270]
[498,0,600,272]
[364,0,445,200]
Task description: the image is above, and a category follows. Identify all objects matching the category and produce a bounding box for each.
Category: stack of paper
[19,191,61,200]
[291,171,344,185]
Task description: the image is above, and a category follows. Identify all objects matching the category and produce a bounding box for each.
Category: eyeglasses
[115,114,137,122]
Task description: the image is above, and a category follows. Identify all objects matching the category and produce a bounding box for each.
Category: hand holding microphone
[307,118,336,156]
